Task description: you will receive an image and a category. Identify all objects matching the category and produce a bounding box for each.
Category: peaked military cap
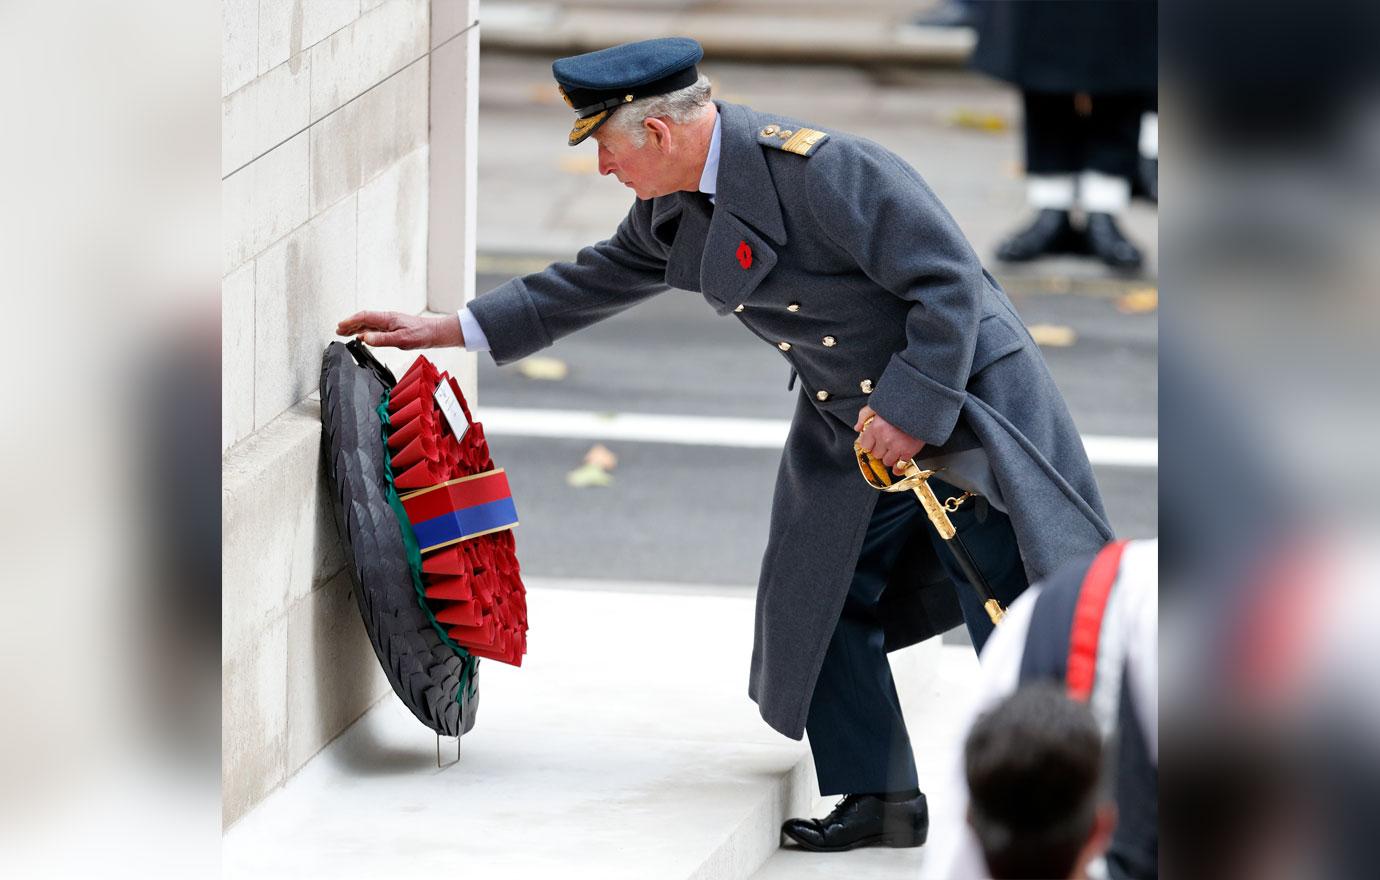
[552,37,704,146]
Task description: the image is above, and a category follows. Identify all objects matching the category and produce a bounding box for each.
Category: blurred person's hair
[965,684,1110,879]
[606,74,714,147]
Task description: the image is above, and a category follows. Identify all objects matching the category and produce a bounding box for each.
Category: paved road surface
[468,51,1157,620]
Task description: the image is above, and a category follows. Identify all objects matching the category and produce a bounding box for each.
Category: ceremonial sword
[853,419,1006,626]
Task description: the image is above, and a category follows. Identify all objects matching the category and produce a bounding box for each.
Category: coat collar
[649,100,788,247]
[707,100,788,245]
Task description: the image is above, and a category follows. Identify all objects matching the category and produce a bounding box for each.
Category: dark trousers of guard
[1023,91,1149,179]
[805,480,1030,796]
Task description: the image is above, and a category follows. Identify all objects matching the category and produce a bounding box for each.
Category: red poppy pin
[736,240,753,270]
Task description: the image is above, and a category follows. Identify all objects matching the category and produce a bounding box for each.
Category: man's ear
[644,117,673,152]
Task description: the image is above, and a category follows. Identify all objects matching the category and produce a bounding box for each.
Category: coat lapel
[662,192,714,292]
[697,102,789,314]
[650,195,684,250]
[700,213,778,313]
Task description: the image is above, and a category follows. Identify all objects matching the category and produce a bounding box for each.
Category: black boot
[1084,212,1144,269]
[995,209,1079,262]
[781,793,929,852]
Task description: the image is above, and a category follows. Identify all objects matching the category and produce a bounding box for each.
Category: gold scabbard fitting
[984,599,1006,626]
[943,492,973,513]
[853,443,1004,625]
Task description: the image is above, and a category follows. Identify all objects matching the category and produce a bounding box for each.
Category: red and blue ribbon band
[400,469,519,553]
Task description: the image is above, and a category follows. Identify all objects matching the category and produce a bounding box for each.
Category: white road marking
[476,406,1157,469]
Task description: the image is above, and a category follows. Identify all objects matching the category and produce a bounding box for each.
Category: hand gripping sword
[853,418,1005,626]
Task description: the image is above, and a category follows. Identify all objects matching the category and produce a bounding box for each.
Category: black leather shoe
[1084,212,1144,269]
[995,209,1079,262]
[781,793,929,852]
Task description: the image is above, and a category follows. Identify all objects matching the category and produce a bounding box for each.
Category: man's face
[593,122,679,200]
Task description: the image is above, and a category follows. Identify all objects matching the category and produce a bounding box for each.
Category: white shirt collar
[697,112,722,204]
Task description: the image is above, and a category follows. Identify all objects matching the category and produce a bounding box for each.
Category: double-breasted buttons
[816,390,830,401]
[860,378,874,393]
[734,303,745,313]
[822,335,836,347]
[786,303,801,312]
[778,341,792,351]
[760,124,780,137]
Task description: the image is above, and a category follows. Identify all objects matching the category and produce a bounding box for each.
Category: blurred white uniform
[923,538,1158,880]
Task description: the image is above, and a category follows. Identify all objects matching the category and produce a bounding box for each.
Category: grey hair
[605,75,714,148]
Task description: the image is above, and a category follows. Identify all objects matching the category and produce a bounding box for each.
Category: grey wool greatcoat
[466,100,1114,740]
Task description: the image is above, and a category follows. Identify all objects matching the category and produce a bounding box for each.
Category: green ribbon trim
[377,393,479,701]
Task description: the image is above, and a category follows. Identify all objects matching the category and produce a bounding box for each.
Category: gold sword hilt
[853,422,1005,625]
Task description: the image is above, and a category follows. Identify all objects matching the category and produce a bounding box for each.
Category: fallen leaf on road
[1118,287,1159,314]
[566,463,613,488]
[949,110,1009,132]
[583,443,618,471]
[516,356,569,381]
[567,443,618,488]
[1028,324,1078,347]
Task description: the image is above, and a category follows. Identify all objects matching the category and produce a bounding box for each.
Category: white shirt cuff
[457,306,491,352]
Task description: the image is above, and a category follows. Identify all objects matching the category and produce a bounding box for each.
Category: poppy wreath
[320,341,528,737]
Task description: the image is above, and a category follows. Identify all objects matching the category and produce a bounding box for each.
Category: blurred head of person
[965,684,1116,879]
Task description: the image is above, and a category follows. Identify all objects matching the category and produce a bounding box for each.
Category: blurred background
[0,0,1376,876]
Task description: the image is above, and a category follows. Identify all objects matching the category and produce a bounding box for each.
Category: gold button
[778,341,792,351]
[778,129,794,138]
[822,335,836,347]
[786,302,801,312]
[760,124,780,136]
[734,303,745,313]
[860,378,874,393]
[816,390,830,401]
[625,94,634,102]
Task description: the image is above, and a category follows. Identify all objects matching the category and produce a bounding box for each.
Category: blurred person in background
[908,0,977,31]
[925,538,1158,879]
[972,1,1158,270]
[964,684,1116,880]
[1157,0,1380,865]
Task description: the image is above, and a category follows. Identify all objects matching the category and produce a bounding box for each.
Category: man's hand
[854,405,925,475]
[335,310,463,350]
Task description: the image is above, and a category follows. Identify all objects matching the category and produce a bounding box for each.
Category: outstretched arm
[337,197,669,360]
[466,198,671,365]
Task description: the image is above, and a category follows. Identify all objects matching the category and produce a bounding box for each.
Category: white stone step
[751,845,926,880]
[749,643,982,880]
[224,578,981,879]
[224,583,813,879]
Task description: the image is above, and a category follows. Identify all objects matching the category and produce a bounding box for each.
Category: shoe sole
[780,828,928,853]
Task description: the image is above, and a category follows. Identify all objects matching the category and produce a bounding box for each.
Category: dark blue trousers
[805,480,1030,796]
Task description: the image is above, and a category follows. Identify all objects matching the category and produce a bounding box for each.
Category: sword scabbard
[856,448,1007,625]
[909,478,957,541]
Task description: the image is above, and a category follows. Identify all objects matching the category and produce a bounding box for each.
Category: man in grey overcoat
[338,37,1114,853]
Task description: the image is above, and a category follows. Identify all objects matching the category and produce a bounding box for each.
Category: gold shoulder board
[758,125,830,157]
